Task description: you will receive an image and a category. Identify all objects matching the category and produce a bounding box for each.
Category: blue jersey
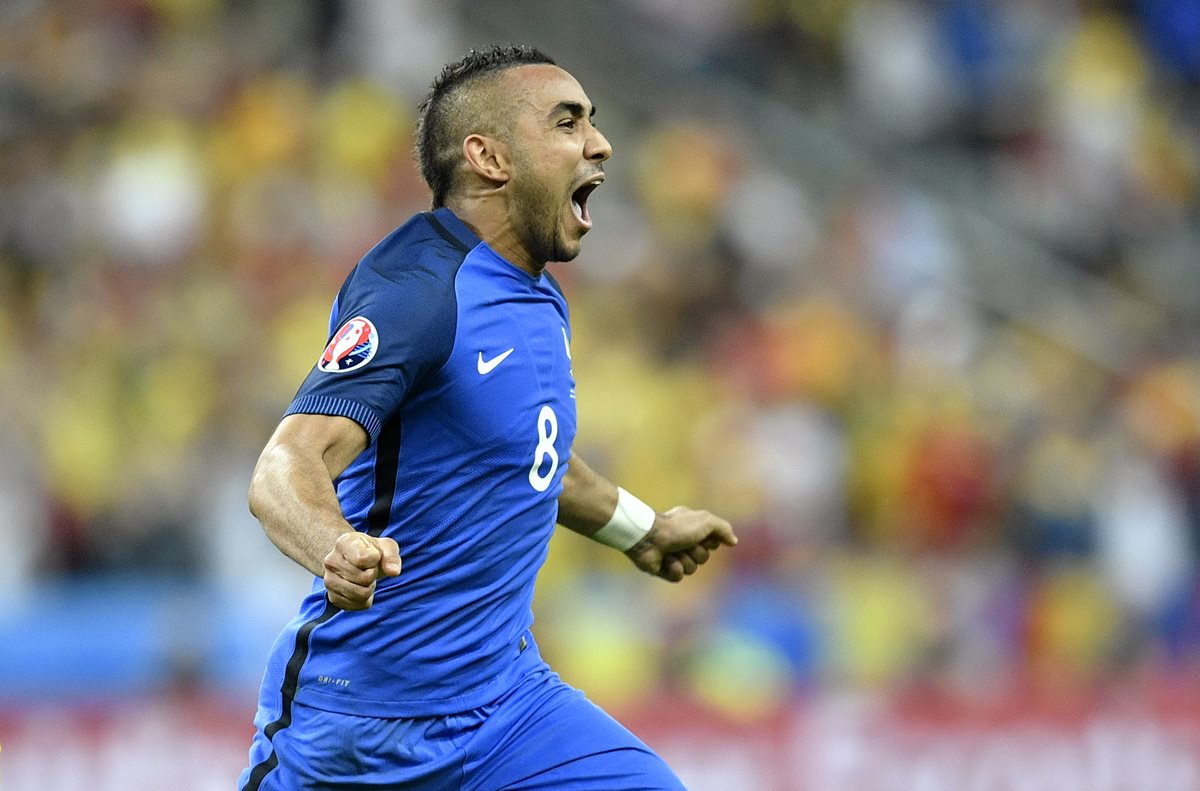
[261,207,577,717]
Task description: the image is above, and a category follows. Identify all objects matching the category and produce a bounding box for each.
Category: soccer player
[239,45,737,791]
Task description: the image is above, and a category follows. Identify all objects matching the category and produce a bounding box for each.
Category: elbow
[247,468,265,520]
[247,445,281,522]
[247,464,267,521]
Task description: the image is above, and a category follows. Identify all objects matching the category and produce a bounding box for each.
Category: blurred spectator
[1,0,1199,718]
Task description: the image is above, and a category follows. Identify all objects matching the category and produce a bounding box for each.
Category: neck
[443,195,544,276]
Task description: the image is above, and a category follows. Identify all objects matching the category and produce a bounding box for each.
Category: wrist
[623,524,659,560]
[591,487,656,551]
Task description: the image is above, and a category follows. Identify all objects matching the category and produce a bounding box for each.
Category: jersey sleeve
[283,269,457,444]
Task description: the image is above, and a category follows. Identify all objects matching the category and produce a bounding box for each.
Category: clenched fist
[626,506,737,582]
[323,532,402,610]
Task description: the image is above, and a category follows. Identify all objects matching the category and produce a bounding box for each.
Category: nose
[586,126,612,163]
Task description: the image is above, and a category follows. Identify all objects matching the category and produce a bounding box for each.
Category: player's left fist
[626,506,737,583]
[323,532,402,610]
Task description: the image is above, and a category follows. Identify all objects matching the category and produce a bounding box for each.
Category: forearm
[558,453,658,554]
[556,453,620,537]
[248,442,355,577]
[558,452,737,582]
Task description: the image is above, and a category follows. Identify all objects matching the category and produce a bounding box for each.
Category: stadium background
[2,0,1199,788]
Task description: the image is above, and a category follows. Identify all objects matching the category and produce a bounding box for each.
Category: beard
[509,152,581,267]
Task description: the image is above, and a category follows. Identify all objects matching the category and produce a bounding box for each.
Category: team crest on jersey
[319,316,378,373]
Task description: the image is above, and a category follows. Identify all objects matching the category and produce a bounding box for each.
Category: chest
[428,280,577,455]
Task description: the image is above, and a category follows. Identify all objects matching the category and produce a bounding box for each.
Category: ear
[462,134,511,186]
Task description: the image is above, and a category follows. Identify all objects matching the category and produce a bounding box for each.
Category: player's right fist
[323,532,402,610]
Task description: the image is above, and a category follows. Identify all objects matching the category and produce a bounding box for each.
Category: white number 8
[528,404,559,492]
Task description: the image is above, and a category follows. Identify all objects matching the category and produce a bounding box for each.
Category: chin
[554,239,582,263]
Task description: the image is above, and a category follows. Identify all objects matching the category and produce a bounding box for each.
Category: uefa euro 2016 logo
[318,316,379,373]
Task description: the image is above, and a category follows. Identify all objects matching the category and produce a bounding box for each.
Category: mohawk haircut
[416,45,556,208]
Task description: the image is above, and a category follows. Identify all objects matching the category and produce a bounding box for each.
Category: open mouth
[570,175,604,230]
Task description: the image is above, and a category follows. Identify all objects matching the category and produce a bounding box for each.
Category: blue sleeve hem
[284,395,383,445]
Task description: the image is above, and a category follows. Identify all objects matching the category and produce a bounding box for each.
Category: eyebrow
[547,100,596,121]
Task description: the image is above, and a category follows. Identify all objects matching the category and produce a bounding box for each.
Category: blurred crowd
[2,0,1199,718]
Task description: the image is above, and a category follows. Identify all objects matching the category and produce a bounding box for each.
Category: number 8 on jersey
[528,405,559,492]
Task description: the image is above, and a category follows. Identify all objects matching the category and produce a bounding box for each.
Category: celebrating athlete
[240,45,736,791]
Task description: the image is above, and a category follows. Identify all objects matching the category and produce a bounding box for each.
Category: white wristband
[591,487,656,551]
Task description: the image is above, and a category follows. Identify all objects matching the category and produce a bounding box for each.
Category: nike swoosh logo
[477,348,515,375]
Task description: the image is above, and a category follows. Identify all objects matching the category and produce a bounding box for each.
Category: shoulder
[327,212,481,366]
[336,212,480,318]
[356,212,472,292]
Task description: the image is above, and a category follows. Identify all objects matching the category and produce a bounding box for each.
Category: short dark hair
[416,45,556,208]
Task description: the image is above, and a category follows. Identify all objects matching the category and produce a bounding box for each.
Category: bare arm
[248,413,400,609]
[558,453,737,582]
[556,453,620,535]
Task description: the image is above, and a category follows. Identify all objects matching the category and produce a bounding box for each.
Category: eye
[557,118,576,130]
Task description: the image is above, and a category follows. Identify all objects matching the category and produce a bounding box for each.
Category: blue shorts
[238,666,685,790]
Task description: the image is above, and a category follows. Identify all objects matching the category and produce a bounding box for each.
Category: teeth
[571,199,583,221]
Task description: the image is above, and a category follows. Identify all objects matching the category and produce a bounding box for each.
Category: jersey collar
[428,207,483,253]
